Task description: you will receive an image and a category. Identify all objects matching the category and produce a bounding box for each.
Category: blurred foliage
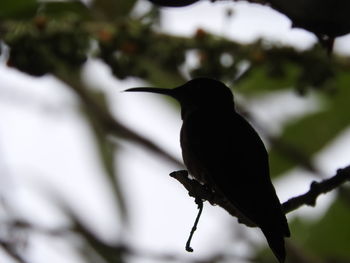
[1,0,350,263]
[292,192,350,261]
[0,0,37,19]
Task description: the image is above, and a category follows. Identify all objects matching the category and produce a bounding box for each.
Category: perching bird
[125,78,290,263]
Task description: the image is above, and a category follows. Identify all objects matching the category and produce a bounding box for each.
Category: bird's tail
[261,227,287,263]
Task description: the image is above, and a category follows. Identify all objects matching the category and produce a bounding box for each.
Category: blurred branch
[0,239,28,263]
[80,90,129,222]
[170,165,350,226]
[55,71,184,169]
[2,217,251,263]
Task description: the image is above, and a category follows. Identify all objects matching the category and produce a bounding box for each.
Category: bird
[125,77,290,263]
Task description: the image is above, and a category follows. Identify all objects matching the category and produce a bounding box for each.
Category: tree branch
[282,165,350,213]
[170,165,350,227]
[170,170,255,226]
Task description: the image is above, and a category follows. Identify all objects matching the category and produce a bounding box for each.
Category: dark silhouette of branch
[170,165,350,226]
[282,165,350,213]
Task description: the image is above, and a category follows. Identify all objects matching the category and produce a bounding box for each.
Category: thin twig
[185,198,204,252]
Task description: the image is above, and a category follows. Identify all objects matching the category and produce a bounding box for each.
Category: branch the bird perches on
[170,165,350,227]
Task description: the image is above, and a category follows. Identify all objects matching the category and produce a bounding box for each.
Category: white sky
[1,1,350,263]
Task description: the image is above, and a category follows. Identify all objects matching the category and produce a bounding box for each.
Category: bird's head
[125,77,235,117]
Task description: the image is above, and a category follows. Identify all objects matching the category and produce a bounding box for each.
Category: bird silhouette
[125,77,290,263]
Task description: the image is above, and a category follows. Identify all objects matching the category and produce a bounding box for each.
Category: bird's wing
[181,109,289,236]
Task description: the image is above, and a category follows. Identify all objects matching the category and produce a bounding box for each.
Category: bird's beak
[124,87,177,98]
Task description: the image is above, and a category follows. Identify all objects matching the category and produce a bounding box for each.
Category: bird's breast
[180,124,206,182]
[179,109,225,184]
